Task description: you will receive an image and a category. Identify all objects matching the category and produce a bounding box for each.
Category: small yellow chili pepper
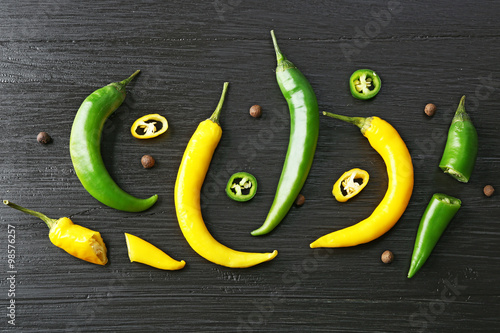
[124,233,185,270]
[3,200,107,265]
[311,113,414,248]
[332,168,369,202]
[131,113,168,139]
[174,82,277,268]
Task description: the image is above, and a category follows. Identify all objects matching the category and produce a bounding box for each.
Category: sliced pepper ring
[349,69,381,100]
[226,172,257,202]
[332,168,369,202]
[131,114,168,139]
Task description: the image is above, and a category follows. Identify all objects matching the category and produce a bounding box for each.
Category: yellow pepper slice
[124,233,185,270]
[332,168,369,202]
[131,114,168,139]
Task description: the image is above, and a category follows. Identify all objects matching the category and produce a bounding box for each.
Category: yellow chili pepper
[332,168,370,202]
[131,113,168,139]
[3,200,107,265]
[124,233,185,270]
[311,113,414,248]
[174,82,278,268]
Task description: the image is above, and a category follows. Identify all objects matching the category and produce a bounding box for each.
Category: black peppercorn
[141,155,155,169]
[381,250,394,264]
[37,132,52,144]
[294,194,305,206]
[249,105,262,118]
[483,185,495,197]
[424,103,436,117]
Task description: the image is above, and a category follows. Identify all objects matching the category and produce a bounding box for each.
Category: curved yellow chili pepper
[332,168,369,202]
[131,114,168,139]
[3,200,107,265]
[311,113,414,248]
[174,82,278,268]
[124,233,185,270]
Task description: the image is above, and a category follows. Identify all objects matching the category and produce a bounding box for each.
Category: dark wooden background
[1,0,499,332]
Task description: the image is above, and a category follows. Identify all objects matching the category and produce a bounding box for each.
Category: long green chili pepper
[439,96,478,183]
[407,193,461,278]
[251,30,319,236]
[70,71,158,212]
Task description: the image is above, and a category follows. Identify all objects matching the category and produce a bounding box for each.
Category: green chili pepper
[70,71,158,212]
[349,69,381,100]
[407,193,461,278]
[225,172,257,202]
[251,30,319,236]
[439,96,478,183]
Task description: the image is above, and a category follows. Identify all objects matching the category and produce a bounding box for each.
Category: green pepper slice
[349,69,381,100]
[226,172,258,202]
[407,193,461,278]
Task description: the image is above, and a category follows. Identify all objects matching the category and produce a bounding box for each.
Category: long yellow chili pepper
[310,113,414,248]
[174,82,278,268]
[3,200,107,265]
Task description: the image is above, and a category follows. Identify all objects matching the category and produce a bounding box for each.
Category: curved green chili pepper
[226,172,257,202]
[70,71,158,212]
[349,69,381,100]
[251,30,319,236]
[407,193,461,278]
[439,95,478,183]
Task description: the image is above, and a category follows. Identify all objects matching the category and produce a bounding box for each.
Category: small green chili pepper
[349,69,381,100]
[439,96,478,183]
[226,172,257,202]
[70,71,158,212]
[251,30,319,236]
[407,193,461,278]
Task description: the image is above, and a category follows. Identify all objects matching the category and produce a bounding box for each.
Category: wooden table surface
[1,1,499,332]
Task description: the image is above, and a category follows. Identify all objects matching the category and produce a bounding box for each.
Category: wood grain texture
[1,0,499,332]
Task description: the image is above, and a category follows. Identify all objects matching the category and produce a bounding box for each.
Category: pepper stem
[3,200,57,229]
[112,70,141,94]
[452,95,471,123]
[209,82,229,125]
[323,111,372,133]
[119,70,141,87]
[270,30,285,64]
